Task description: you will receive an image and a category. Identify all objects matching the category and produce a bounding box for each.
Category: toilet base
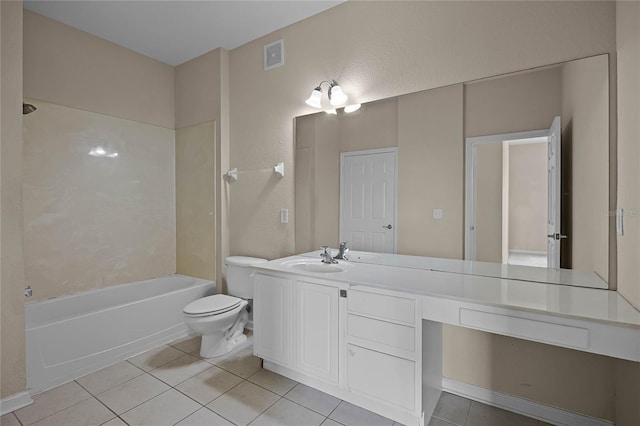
[199,308,249,358]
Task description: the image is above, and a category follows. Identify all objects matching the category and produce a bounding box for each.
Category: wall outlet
[280,209,289,224]
[433,208,443,220]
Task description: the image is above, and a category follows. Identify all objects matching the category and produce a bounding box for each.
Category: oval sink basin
[284,261,344,273]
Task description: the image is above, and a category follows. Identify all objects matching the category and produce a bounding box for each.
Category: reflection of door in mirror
[465,126,555,269]
[340,149,397,253]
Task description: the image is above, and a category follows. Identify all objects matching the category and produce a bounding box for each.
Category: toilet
[183,256,267,358]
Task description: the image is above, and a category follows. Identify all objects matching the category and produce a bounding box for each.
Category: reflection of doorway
[340,148,397,253]
[465,119,561,268]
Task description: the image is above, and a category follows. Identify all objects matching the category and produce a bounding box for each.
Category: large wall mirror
[295,54,610,288]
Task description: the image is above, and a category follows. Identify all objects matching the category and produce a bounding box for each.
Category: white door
[340,149,397,253]
[547,116,563,269]
[295,279,339,384]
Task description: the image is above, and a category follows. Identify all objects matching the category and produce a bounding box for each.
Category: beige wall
[616,0,640,311]
[23,101,176,301]
[229,0,615,261]
[475,143,503,263]
[176,121,215,281]
[561,55,610,281]
[509,143,548,253]
[397,85,464,259]
[295,98,398,251]
[23,10,175,129]
[0,0,27,400]
[229,1,619,422]
[615,3,640,422]
[175,49,227,285]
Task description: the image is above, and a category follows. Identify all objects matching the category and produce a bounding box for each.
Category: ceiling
[23,1,345,66]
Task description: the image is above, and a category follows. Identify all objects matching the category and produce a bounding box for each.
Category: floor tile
[148,353,211,386]
[76,361,144,395]
[428,417,456,426]
[170,335,202,354]
[284,383,341,416]
[214,346,262,378]
[329,401,394,426]
[248,369,297,396]
[432,392,470,425]
[96,373,170,414]
[466,401,537,426]
[0,413,21,426]
[30,397,114,426]
[320,419,344,426]
[15,381,92,425]
[101,418,128,426]
[206,380,280,426]
[250,397,325,426]
[127,344,185,371]
[175,365,244,405]
[175,407,234,426]
[120,389,201,426]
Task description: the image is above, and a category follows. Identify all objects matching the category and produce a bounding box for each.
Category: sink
[283,260,345,273]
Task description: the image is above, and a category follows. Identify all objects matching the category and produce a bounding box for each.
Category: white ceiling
[23,1,344,66]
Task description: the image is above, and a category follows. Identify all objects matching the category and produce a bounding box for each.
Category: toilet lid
[184,294,242,316]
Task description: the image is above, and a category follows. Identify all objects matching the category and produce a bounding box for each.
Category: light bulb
[329,84,348,106]
[344,104,361,113]
[305,88,323,108]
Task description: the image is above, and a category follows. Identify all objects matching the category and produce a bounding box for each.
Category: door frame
[339,147,398,254]
[464,129,548,261]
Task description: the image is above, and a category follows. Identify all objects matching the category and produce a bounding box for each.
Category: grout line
[245,395,283,426]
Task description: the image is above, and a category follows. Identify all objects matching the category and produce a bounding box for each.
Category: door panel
[340,150,396,253]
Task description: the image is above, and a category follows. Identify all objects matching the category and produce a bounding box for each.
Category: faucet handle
[320,246,330,255]
[339,241,349,249]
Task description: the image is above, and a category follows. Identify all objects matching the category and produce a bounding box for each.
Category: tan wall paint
[229,0,615,261]
[509,143,548,253]
[0,0,27,400]
[295,98,398,251]
[616,0,640,311]
[176,122,216,281]
[175,49,227,285]
[397,85,464,259]
[475,143,503,263]
[561,55,610,282]
[615,3,640,422]
[23,10,175,129]
[229,1,618,421]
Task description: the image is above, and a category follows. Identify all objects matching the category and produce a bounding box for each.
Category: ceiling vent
[264,39,284,71]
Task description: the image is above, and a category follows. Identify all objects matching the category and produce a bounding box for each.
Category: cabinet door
[295,279,339,384]
[254,274,291,366]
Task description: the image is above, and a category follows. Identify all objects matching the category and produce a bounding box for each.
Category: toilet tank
[224,256,267,299]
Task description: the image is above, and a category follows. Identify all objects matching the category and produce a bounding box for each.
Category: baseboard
[509,249,547,256]
[0,391,33,415]
[442,378,613,426]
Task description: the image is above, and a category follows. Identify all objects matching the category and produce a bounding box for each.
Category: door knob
[382,224,392,229]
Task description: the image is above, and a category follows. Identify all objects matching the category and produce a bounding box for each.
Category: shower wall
[23,101,176,301]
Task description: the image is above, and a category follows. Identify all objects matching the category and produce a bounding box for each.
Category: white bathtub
[26,274,214,394]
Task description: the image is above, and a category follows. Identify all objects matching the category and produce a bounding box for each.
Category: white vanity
[251,253,640,426]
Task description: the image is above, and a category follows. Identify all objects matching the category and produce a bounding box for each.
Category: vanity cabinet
[253,273,292,366]
[294,278,341,384]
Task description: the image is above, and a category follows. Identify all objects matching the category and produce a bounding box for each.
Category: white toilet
[183,256,267,358]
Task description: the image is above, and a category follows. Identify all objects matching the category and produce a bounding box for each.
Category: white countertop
[253,254,640,329]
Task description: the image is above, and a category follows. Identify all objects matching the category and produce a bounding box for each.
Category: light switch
[280,209,289,224]
[433,208,443,220]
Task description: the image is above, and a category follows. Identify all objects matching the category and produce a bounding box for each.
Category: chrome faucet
[335,241,349,260]
[320,246,338,264]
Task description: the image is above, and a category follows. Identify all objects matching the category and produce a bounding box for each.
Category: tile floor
[2,335,551,426]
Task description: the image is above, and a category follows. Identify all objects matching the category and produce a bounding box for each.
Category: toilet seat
[183,294,242,318]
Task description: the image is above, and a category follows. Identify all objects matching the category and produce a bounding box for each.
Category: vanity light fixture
[344,103,361,113]
[305,80,348,108]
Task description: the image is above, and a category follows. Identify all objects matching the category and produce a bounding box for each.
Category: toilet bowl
[183,256,267,358]
[183,294,248,358]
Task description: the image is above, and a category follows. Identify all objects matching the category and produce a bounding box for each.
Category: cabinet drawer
[348,314,415,354]
[348,290,415,325]
[347,344,415,411]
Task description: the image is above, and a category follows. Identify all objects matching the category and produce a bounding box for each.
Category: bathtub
[26,274,215,394]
